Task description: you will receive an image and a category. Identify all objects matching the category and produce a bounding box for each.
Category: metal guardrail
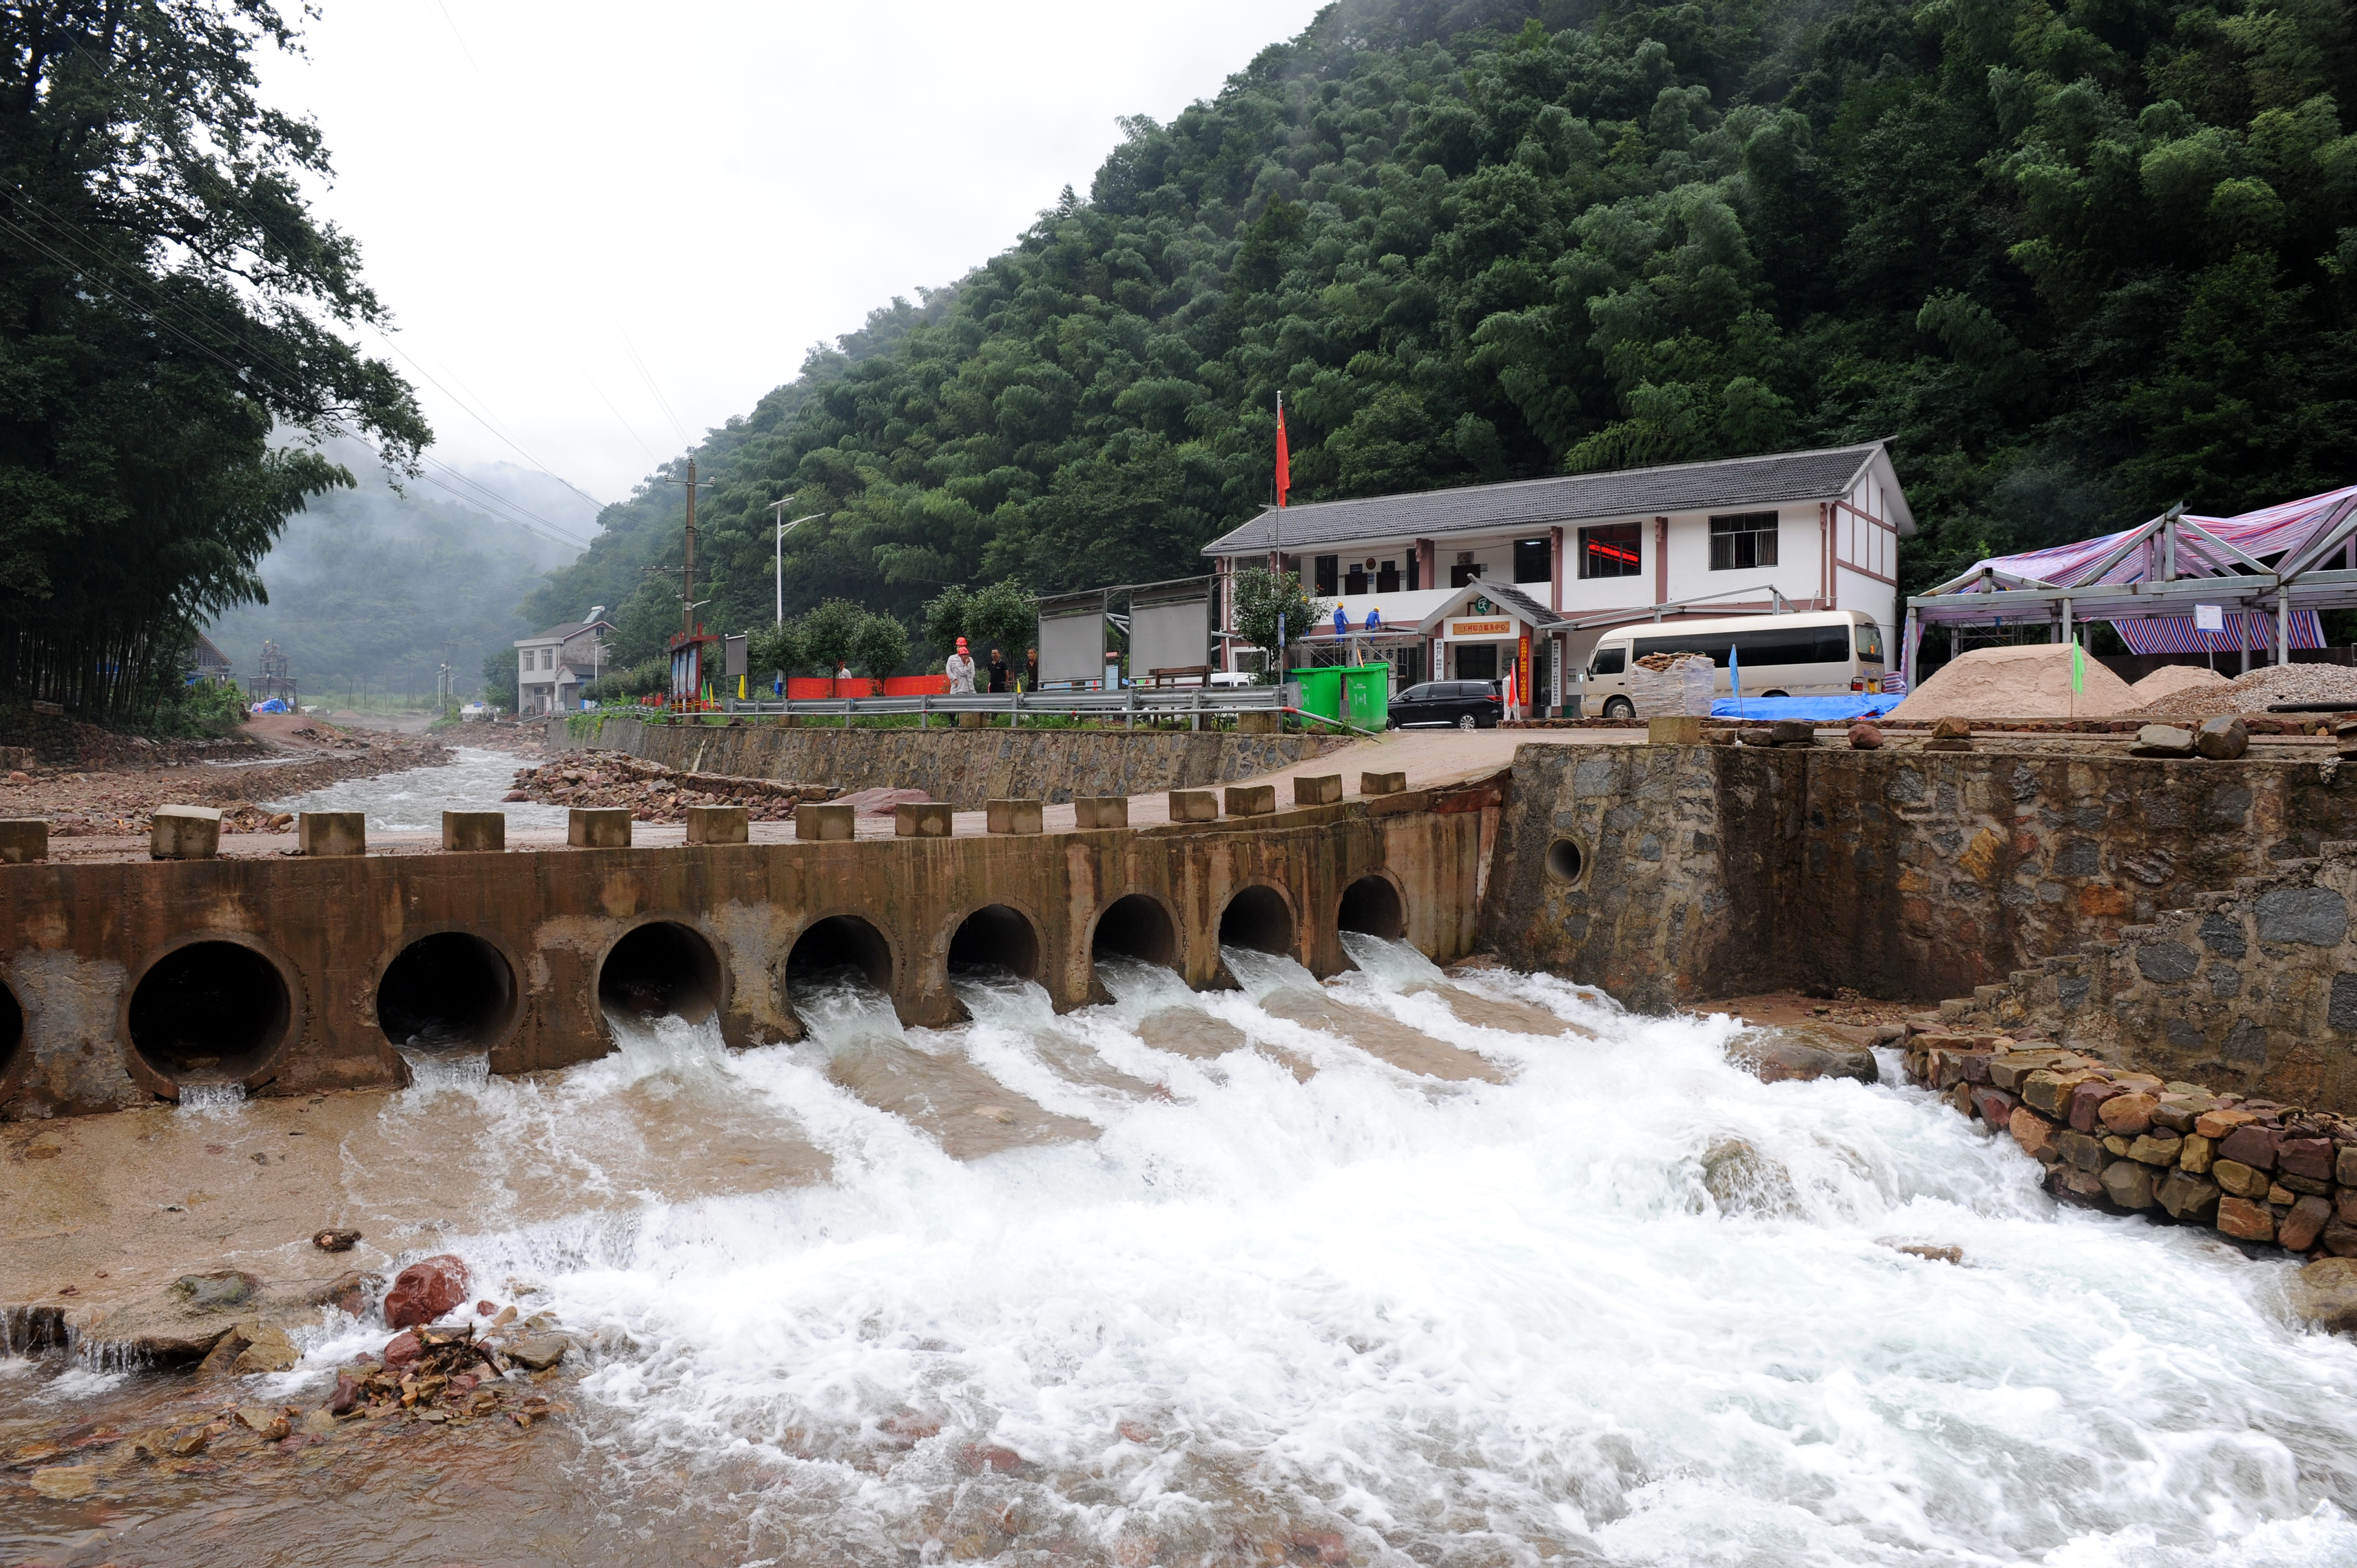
[716,684,1294,730]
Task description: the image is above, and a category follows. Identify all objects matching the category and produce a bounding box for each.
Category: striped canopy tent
[1901,485,2357,685]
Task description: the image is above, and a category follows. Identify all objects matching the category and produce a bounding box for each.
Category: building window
[1345,560,1368,595]
[1406,554,1421,591]
[1376,560,1400,593]
[1455,643,1499,682]
[1709,512,1778,570]
[1578,523,1641,579]
[1513,538,1551,584]
[1313,555,1339,595]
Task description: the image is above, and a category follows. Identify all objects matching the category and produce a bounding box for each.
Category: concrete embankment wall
[559,716,1340,809]
[1481,742,2357,1017]
[0,795,1484,1118]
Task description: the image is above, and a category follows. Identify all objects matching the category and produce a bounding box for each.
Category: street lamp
[768,502,823,625]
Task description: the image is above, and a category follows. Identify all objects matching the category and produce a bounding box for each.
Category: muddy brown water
[7,940,2357,1566]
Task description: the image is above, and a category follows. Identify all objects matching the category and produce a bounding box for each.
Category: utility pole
[661,458,717,641]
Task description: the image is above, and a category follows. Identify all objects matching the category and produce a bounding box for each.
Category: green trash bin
[1288,667,1344,724]
[1339,665,1390,731]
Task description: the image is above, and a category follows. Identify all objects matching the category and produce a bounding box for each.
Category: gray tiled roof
[1203,442,1895,556]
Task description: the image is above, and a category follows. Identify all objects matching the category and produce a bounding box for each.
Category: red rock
[960,1443,1024,1473]
[2047,1165,2108,1208]
[2278,1137,2334,1181]
[1846,722,1883,750]
[2068,1080,2124,1133]
[1972,1085,2019,1127]
[327,1374,363,1415]
[381,1330,423,1368]
[883,1411,940,1447]
[1117,1421,1153,1443]
[1288,1531,1350,1565]
[2218,1125,2279,1172]
[2282,1194,2334,1252]
[476,1299,495,1316]
[383,1254,470,1329]
[2217,1196,2276,1242]
[2195,1108,2257,1139]
[2010,1106,2062,1162]
[2096,1092,2157,1137]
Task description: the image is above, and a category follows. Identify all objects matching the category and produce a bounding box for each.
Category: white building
[1201,441,1913,711]
[513,616,614,715]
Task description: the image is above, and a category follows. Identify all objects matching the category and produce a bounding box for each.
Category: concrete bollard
[151,804,222,861]
[986,798,1043,835]
[568,807,632,848]
[955,711,986,730]
[1293,773,1342,806]
[895,802,954,837]
[1168,789,1218,823]
[1647,716,1704,746]
[441,811,506,853]
[795,802,855,841]
[1224,783,1277,817]
[1235,710,1283,735]
[298,811,366,857]
[685,804,749,844]
[0,819,47,863]
[1074,796,1128,829]
[1360,770,1407,796]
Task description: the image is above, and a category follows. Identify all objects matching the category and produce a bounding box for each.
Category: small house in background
[1201,440,1913,714]
[514,615,614,715]
[186,634,236,687]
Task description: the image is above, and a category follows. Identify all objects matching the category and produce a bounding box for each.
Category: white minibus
[1580,610,1886,718]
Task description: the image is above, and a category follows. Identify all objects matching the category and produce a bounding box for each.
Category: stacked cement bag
[1628,653,1715,718]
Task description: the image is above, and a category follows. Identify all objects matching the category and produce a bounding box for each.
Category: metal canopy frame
[1902,499,2357,686]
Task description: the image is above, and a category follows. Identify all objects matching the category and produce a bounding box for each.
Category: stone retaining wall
[1924,843,2357,1116]
[1482,741,2357,1017]
[559,717,1341,810]
[1902,1030,2357,1257]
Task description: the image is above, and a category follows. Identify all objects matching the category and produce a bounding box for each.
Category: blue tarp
[1708,694,1906,720]
[249,698,288,714]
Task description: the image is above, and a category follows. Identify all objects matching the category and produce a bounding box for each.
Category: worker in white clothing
[945,636,977,694]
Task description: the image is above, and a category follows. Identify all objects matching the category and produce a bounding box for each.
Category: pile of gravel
[2130,662,2357,717]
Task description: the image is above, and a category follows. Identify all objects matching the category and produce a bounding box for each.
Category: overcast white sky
[254,1,1329,529]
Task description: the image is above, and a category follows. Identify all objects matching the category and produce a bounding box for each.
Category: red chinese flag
[1275,401,1290,509]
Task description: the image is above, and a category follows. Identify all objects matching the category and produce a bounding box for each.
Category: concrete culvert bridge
[127,941,291,1088]
[949,904,1041,978]
[1336,875,1406,941]
[786,915,893,993]
[377,932,516,1053]
[1218,885,1296,956]
[1092,894,1177,968]
[599,921,724,1024]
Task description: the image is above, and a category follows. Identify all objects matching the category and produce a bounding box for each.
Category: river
[4,936,2355,1566]
[263,745,568,834]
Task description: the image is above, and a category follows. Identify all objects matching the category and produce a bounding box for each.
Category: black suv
[1388,680,1502,730]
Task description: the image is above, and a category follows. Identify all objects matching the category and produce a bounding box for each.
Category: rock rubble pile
[1905,1027,2357,1269]
[504,753,834,822]
[2129,661,2357,718]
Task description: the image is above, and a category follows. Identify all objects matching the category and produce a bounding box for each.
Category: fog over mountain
[203,440,596,703]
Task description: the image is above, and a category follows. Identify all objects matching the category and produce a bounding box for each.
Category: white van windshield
[1591,646,1625,675]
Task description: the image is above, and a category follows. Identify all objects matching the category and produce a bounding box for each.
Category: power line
[617,323,692,448]
[362,325,613,516]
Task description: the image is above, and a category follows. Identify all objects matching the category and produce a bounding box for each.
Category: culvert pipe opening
[1218,885,1295,956]
[1092,894,1177,968]
[377,932,516,1052]
[1337,875,1406,941]
[599,921,724,1024]
[127,941,291,1086]
[786,915,893,996]
[949,904,1041,978]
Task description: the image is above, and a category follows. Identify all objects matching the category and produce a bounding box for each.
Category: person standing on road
[1025,647,1038,692]
[946,637,977,694]
[987,647,1008,694]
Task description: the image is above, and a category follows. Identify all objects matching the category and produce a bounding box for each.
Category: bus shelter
[1902,486,2357,686]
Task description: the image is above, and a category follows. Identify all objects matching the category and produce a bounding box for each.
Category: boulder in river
[2289,1257,2357,1332]
[173,1270,259,1312]
[1741,1032,1880,1086]
[384,1254,470,1329]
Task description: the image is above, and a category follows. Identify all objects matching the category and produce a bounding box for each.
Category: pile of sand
[2125,664,2230,706]
[2131,662,2357,718]
[1888,643,2141,721]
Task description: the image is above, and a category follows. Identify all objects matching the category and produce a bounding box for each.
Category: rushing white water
[249,942,2357,1566]
[265,744,566,832]
[171,1081,247,1118]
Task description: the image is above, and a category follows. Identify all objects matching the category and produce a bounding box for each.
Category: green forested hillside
[530,0,2357,669]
